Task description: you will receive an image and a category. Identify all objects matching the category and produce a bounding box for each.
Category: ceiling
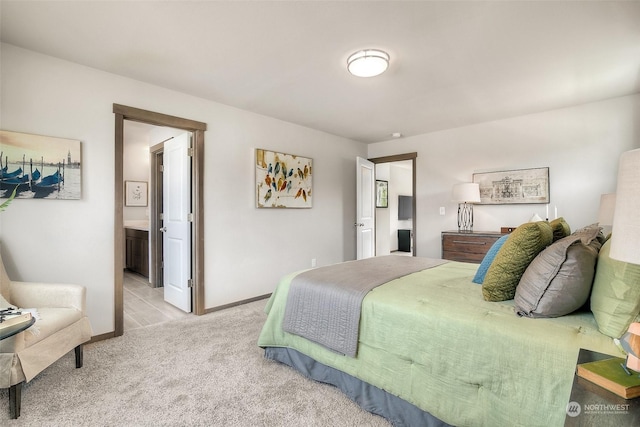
[1,1,639,144]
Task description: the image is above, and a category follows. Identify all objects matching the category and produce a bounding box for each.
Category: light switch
[439,207,446,215]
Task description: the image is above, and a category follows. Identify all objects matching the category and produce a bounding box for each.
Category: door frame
[113,104,207,337]
[149,142,164,289]
[369,152,417,256]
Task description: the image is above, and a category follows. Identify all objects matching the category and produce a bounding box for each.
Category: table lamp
[610,148,640,265]
[609,148,640,373]
[452,183,481,232]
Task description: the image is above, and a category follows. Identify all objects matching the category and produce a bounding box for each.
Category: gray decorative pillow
[514,225,603,318]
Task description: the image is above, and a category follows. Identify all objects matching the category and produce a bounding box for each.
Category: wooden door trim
[113,104,207,337]
[149,143,164,290]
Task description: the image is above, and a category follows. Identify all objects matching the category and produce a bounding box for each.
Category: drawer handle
[452,240,486,245]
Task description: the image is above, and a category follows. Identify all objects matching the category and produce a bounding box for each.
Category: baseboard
[204,293,271,314]
[88,331,115,344]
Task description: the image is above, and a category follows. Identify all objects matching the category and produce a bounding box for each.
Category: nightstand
[565,349,640,426]
[441,230,504,263]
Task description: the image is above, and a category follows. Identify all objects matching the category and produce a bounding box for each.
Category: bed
[258,221,638,426]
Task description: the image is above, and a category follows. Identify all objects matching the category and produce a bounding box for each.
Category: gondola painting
[0,130,81,200]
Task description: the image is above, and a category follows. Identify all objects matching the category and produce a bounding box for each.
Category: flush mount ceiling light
[347,49,390,77]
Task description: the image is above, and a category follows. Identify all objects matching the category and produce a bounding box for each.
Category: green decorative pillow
[515,225,602,318]
[590,239,640,338]
[549,217,571,242]
[482,221,553,301]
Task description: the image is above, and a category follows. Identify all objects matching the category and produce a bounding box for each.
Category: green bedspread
[258,260,622,427]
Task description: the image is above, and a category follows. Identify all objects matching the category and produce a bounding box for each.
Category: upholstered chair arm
[8,281,86,314]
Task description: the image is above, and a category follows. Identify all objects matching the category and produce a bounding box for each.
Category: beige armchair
[0,254,92,419]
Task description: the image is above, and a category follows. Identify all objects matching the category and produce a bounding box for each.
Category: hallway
[123,271,190,331]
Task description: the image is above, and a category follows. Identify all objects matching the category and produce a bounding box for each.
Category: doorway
[113,104,207,337]
[370,153,417,256]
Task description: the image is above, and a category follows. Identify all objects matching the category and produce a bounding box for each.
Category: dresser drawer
[441,231,504,263]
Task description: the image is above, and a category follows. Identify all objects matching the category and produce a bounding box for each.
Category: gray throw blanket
[282,256,447,357]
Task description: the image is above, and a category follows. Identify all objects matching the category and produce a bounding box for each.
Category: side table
[0,317,36,341]
[565,348,640,426]
[1,317,36,419]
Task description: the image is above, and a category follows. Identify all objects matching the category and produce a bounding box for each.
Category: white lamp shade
[347,49,390,77]
[610,149,640,265]
[597,193,616,227]
[452,183,481,203]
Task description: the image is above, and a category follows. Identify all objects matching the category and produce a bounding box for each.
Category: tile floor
[391,250,413,256]
[123,271,191,331]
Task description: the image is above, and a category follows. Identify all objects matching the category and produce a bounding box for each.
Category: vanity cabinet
[125,228,149,277]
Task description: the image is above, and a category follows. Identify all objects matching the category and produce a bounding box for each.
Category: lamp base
[458,203,474,232]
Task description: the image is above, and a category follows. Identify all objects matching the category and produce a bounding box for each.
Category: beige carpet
[0,299,390,426]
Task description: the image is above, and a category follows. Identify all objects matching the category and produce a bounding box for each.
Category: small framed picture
[376,180,388,208]
[125,181,148,206]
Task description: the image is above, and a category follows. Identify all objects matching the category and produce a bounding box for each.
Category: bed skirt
[264,347,451,427]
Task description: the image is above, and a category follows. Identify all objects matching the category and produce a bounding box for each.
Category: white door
[356,157,375,259]
[162,132,192,312]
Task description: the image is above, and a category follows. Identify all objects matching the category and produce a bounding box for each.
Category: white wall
[368,94,640,259]
[122,122,152,223]
[122,122,186,223]
[0,44,366,335]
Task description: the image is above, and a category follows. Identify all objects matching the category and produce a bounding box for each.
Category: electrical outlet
[439,207,446,215]
[311,258,317,268]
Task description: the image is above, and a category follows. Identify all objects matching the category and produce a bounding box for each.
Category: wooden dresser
[441,230,505,263]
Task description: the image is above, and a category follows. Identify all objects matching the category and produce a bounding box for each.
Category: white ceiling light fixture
[347,49,390,77]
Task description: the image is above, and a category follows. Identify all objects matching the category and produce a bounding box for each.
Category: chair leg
[7,347,84,419]
[9,381,23,419]
[75,344,83,368]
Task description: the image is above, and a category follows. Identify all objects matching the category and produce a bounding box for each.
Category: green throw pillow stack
[476,215,640,332]
[482,221,554,301]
